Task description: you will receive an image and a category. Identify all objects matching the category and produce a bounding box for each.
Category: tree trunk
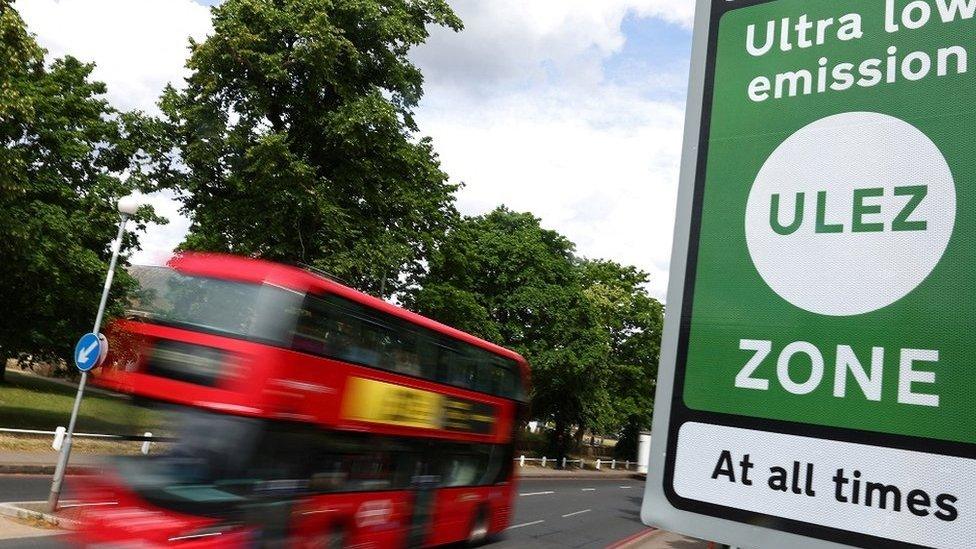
[550,418,572,469]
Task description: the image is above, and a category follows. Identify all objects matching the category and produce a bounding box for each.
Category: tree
[151,0,462,297]
[0,3,160,379]
[408,207,614,461]
[579,260,664,456]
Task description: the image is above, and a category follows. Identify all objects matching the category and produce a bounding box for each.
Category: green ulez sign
[689,0,975,445]
[658,0,976,548]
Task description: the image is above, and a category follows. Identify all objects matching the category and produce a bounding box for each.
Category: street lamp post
[47,195,143,512]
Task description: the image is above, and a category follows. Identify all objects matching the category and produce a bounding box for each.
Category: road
[0,476,647,548]
[0,475,74,503]
[498,478,647,548]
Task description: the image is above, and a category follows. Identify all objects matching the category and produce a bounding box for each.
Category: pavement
[621,529,712,549]
[0,516,60,542]
[516,466,644,479]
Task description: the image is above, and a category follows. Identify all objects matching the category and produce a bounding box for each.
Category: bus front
[81,254,317,546]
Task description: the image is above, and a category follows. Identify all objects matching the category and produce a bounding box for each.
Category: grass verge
[0,370,159,436]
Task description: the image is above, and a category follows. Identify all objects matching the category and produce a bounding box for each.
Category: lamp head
[117,195,143,216]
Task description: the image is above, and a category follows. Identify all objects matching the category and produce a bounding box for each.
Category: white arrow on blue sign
[74,333,107,372]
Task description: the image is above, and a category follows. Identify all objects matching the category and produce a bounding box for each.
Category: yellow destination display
[341,377,495,434]
[342,377,444,430]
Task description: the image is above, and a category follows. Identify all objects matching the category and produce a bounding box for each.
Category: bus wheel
[466,508,490,546]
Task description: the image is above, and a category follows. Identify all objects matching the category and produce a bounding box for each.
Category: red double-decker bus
[79,253,529,547]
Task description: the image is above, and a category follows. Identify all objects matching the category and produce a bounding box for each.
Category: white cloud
[417,85,683,299]
[129,190,192,266]
[16,0,212,113]
[414,0,694,96]
[629,0,696,29]
[413,0,692,298]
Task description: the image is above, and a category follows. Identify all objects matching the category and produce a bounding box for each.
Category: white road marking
[562,509,591,518]
[168,533,222,542]
[581,488,595,491]
[507,520,545,530]
[619,485,632,489]
[519,491,555,497]
[58,501,118,509]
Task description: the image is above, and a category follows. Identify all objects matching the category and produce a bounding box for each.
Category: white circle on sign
[744,112,955,316]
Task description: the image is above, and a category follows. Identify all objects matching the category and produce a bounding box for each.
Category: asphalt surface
[0,476,647,548]
[497,478,648,548]
[0,475,73,503]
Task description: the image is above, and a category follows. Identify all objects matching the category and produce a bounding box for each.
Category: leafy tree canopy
[0,2,161,373]
[409,207,619,456]
[580,259,664,436]
[152,0,462,296]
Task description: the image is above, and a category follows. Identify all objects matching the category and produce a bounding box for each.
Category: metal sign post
[47,198,139,511]
[642,1,975,547]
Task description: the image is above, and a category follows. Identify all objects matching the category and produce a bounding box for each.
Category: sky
[16,0,695,299]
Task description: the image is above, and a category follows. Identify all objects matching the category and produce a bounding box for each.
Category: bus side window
[482,444,510,485]
[391,446,424,489]
[469,348,495,394]
[290,294,356,360]
[495,362,513,400]
[347,316,382,367]
[345,451,394,491]
[303,433,426,494]
[484,362,504,396]
[439,445,492,487]
[390,328,422,377]
[246,426,316,494]
[415,334,440,380]
[436,342,470,387]
[316,296,381,368]
[290,297,329,355]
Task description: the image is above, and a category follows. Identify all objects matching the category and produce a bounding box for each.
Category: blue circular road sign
[74,332,106,372]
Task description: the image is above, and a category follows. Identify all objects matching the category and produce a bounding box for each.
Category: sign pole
[47,213,129,512]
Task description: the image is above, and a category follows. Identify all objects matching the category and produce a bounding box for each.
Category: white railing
[513,454,641,471]
[0,427,166,455]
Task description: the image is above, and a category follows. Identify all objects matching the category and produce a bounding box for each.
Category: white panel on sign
[673,423,974,549]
